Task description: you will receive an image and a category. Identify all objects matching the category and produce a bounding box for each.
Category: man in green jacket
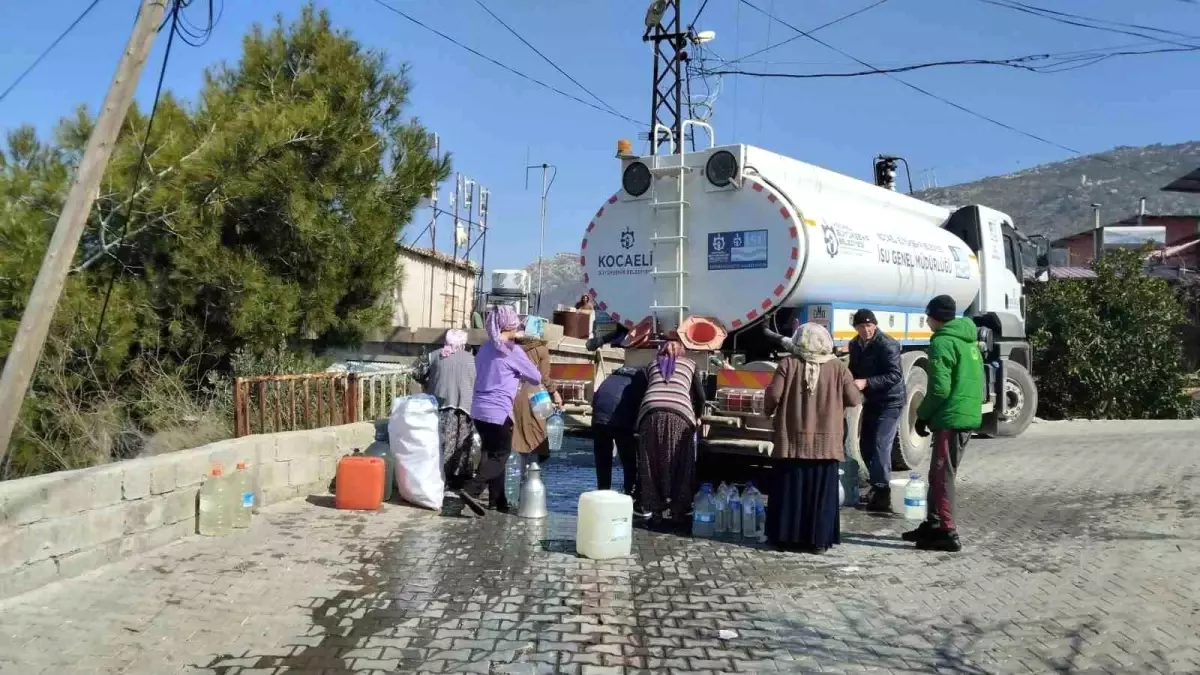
[907,295,983,552]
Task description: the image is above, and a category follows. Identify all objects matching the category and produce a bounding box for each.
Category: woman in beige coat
[511,335,562,470]
[763,323,861,553]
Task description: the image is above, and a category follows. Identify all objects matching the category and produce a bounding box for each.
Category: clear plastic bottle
[726,485,742,538]
[691,483,716,538]
[714,482,730,537]
[742,482,761,542]
[198,463,233,536]
[232,461,254,528]
[505,452,523,506]
[529,386,555,420]
[904,472,928,521]
[546,412,565,451]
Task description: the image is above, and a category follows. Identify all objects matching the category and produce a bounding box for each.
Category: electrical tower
[644,0,688,155]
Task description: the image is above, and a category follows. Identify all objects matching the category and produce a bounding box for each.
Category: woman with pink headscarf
[636,337,706,529]
[412,329,477,489]
[457,305,543,515]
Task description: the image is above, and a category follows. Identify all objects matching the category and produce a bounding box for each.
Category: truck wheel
[997,361,1037,437]
[893,359,931,471]
[843,406,869,490]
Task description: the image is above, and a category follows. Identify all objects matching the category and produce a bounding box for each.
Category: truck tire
[893,355,932,471]
[843,406,869,490]
[997,361,1037,437]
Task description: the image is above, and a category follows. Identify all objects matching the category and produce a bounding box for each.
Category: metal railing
[348,369,412,423]
[233,370,411,437]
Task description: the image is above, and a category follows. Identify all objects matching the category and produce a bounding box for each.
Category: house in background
[1047,164,1200,273]
[391,244,478,329]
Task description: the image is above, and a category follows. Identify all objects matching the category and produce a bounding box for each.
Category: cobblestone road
[1,420,1198,674]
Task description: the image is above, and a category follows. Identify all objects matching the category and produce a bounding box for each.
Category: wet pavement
[1,420,1199,674]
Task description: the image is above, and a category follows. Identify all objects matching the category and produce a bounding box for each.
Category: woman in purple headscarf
[457,305,543,515]
[636,337,706,529]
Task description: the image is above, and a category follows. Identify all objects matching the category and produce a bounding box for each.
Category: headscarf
[795,322,836,393]
[656,339,686,380]
[440,329,468,359]
[485,305,521,352]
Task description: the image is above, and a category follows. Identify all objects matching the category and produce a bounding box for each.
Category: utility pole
[1091,203,1103,263]
[644,0,686,155]
[525,162,557,315]
[0,0,168,462]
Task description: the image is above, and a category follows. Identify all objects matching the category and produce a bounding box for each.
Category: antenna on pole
[525,161,557,315]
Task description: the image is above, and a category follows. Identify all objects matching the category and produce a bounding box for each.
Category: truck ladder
[647,120,715,334]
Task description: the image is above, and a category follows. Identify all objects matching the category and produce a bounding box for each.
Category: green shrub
[1028,249,1192,420]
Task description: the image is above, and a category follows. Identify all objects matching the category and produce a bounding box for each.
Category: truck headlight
[705,150,739,188]
[622,162,651,197]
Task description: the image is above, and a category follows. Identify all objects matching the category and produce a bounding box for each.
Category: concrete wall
[0,422,375,600]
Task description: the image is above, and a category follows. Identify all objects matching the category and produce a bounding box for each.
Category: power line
[0,0,105,105]
[974,0,1200,48]
[725,0,891,67]
[737,0,1084,155]
[692,0,712,27]
[370,0,642,126]
[704,44,1200,79]
[471,0,627,120]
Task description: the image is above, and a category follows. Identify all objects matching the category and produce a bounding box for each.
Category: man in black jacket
[591,365,647,511]
[848,309,906,512]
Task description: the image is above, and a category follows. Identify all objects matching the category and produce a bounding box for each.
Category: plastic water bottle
[198,463,233,536]
[691,483,716,538]
[838,469,846,507]
[546,412,565,451]
[726,485,742,538]
[742,482,761,542]
[505,453,523,506]
[714,482,730,537]
[232,461,254,528]
[904,472,927,521]
[529,386,555,420]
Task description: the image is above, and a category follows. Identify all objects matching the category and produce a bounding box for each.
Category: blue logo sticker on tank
[708,229,768,270]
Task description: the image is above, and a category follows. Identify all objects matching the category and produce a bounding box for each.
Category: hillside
[916,141,1200,240]
[528,141,1200,308]
[525,253,586,314]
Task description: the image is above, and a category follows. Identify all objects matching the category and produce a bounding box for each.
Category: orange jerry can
[334,450,385,511]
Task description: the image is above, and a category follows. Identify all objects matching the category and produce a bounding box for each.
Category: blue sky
[2,0,1198,278]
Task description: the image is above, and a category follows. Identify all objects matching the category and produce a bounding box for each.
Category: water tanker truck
[577,140,1038,474]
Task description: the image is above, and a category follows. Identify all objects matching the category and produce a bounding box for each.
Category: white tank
[581,145,982,334]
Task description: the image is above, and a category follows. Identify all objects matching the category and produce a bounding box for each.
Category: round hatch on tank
[622,161,652,197]
[704,150,739,188]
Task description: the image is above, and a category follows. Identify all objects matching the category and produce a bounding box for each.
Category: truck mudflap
[979,358,1007,436]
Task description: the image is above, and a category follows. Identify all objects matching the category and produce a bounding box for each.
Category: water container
[335,452,385,510]
[714,482,730,537]
[364,440,396,502]
[529,387,555,420]
[546,413,565,451]
[838,469,845,508]
[576,490,635,559]
[232,462,253,529]
[726,486,742,538]
[691,483,716,538]
[523,315,547,339]
[904,472,928,521]
[504,453,523,506]
[742,482,761,542]
[198,463,233,536]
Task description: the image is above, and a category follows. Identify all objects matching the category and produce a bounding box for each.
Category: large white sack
[388,394,444,509]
